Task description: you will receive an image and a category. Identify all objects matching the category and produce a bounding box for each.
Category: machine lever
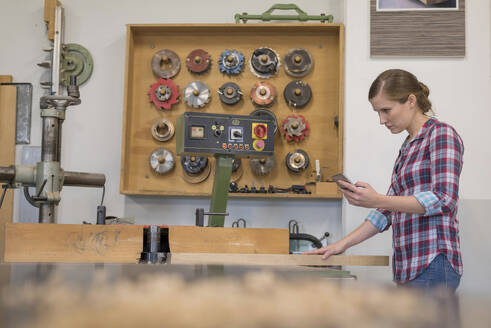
[0,184,8,208]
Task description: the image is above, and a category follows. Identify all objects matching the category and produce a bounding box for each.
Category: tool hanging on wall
[148,78,180,110]
[218,49,245,75]
[282,114,309,142]
[152,49,180,79]
[181,156,212,184]
[183,81,211,108]
[250,81,276,107]
[285,149,310,173]
[283,48,313,78]
[234,4,333,24]
[185,49,211,74]
[250,157,275,176]
[149,148,175,174]
[218,82,242,105]
[283,80,312,109]
[151,119,175,142]
[249,47,280,78]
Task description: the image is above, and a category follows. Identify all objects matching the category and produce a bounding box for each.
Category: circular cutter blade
[151,49,181,79]
[186,49,211,74]
[184,81,211,108]
[249,47,280,78]
[149,148,175,174]
[286,149,310,172]
[250,157,275,176]
[283,80,312,108]
[284,48,313,78]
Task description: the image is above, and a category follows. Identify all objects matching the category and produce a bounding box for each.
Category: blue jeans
[401,253,461,292]
[399,254,461,328]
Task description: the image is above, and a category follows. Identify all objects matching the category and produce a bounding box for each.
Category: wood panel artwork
[0,75,16,263]
[168,226,289,254]
[371,0,465,57]
[121,24,344,199]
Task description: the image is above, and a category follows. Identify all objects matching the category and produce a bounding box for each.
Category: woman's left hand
[337,180,383,209]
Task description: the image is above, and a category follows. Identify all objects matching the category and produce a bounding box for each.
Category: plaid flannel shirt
[365,118,464,282]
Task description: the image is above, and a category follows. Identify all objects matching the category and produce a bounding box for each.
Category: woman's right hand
[302,241,346,260]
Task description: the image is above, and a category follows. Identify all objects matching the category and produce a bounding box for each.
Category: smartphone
[331,173,354,190]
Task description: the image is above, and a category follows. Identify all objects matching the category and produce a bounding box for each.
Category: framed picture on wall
[377,0,458,11]
[370,0,465,57]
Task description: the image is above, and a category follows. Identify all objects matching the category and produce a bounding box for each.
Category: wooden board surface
[170,253,389,266]
[44,0,61,41]
[169,226,289,254]
[0,79,16,263]
[121,24,344,199]
[4,223,144,263]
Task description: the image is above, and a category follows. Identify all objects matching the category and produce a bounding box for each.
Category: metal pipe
[0,166,15,182]
[39,204,55,223]
[41,117,60,162]
[63,171,106,187]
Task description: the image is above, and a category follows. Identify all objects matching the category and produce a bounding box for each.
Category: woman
[306,69,464,290]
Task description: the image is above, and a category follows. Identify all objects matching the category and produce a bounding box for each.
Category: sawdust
[4,271,448,328]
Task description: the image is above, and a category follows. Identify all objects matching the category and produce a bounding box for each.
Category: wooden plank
[0,75,13,83]
[0,82,17,263]
[4,223,144,263]
[169,226,289,254]
[44,0,61,41]
[121,24,344,199]
[170,253,389,266]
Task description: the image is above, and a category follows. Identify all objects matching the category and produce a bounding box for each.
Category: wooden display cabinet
[121,24,344,199]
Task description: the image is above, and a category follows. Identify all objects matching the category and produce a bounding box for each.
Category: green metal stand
[208,154,234,227]
[234,4,333,24]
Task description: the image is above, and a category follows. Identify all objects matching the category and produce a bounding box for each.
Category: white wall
[1,0,490,294]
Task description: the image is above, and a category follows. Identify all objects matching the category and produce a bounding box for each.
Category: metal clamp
[235,4,333,24]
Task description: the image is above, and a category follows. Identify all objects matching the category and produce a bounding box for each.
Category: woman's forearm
[339,220,380,250]
[377,195,425,214]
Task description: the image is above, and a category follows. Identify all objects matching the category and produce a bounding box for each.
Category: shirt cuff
[414,191,441,216]
[365,210,388,232]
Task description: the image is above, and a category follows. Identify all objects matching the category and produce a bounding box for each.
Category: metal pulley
[250,108,278,135]
[218,82,242,105]
[186,49,211,74]
[249,47,280,78]
[60,43,94,86]
[184,81,211,108]
[285,149,310,172]
[151,119,175,142]
[284,48,313,78]
[283,80,312,108]
[250,157,275,176]
[219,49,245,75]
[151,49,181,79]
[250,81,276,107]
[148,78,180,110]
[149,148,175,174]
[282,114,310,142]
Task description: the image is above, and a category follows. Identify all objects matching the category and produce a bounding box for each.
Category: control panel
[176,112,274,157]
